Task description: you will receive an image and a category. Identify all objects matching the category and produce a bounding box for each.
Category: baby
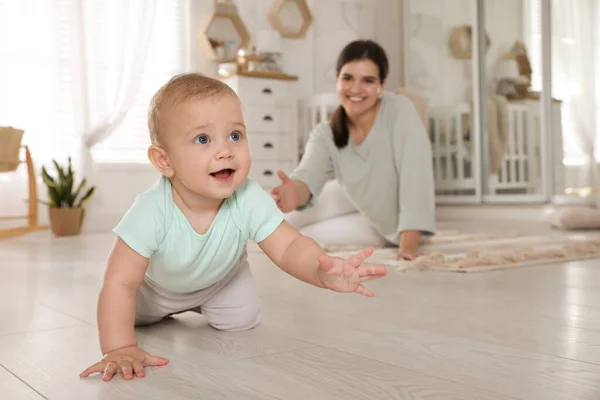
[79,73,387,382]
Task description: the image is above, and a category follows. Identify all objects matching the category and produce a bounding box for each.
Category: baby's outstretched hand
[79,345,169,382]
[317,248,387,297]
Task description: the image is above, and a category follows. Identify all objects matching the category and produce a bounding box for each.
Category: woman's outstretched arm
[393,96,436,257]
[273,125,334,210]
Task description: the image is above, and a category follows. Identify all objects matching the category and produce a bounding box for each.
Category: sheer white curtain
[73,0,157,175]
[0,0,79,220]
[525,0,598,191]
[594,1,600,163]
[550,0,596,169]
[0,0,186,224]
[90,0,190,164]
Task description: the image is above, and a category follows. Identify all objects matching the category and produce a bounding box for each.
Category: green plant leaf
[76,186,95,208]
[54,181,63,201]
[41,157,93,208]
[66,158,74,194]
[36,199,54,207]
[72,178,86,205]
[52,159,65,182]
[41,166,57,188]
[47,185,61,208]
[63,174,74,206]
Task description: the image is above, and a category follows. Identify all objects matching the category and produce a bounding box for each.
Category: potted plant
[40,157,96,236]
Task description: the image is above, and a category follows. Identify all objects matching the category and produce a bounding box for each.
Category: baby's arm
[258,221,387,296]
[258,221,325,287]
[80,237,168,381]
[97,237,148,354]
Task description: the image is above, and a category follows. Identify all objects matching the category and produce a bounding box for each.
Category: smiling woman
[269,40,436,260]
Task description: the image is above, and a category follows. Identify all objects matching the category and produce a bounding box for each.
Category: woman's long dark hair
[330,40,389,148]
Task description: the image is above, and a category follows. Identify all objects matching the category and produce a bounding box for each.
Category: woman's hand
[270,170,301,212]
[79,345,169,382]
[397,247,419,261]
[398,231,421,260]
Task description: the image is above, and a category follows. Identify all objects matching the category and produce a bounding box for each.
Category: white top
[289,92,436,244]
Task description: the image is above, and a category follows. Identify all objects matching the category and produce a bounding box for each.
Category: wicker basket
[0,127,24,172]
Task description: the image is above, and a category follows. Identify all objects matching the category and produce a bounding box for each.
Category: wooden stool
[0,127,48,238]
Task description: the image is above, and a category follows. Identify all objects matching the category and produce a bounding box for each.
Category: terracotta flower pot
[49,207,84,236]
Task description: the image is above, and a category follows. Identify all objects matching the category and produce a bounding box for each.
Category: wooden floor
[2,222,600,399]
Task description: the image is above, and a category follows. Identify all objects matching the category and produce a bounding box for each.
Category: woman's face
[336,59,385,118]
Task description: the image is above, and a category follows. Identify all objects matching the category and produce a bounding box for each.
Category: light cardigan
[289,91,436,244]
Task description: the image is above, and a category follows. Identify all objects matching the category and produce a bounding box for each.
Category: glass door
[548,0,598,205]
[406,0,480,203]
[413,0,600,205]
[477,0,547,203]
[478,0,599,205]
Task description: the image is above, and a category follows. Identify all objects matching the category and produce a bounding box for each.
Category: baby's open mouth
[210,168,235,181]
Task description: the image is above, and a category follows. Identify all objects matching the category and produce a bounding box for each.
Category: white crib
[297,93,559,197]
[428,101,541,195]
[297,93,339,160]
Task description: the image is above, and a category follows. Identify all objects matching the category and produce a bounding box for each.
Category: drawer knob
[263,115,273,122]
[262,88,272,94]
[263,142,273,149]
[263,170,273,176]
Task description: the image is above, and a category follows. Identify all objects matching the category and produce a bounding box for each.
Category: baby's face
[161,93,251,200]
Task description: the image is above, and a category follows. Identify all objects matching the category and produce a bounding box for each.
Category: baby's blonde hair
[148,73,238,144]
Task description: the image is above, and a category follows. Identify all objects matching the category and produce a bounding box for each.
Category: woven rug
[326,232,600,273]
[322,230,522,252]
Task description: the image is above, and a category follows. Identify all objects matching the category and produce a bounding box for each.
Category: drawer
[235,78,292,105]
[249,134,292,160]
[244,105,292,134]
[250,160,294,189]
[222,76,296,106]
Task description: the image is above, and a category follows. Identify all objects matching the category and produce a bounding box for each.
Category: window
[90,0,189,164]
[523,0,597,166]
[0,0,190,168]
[523,0,542,92]
[0,0,80,169]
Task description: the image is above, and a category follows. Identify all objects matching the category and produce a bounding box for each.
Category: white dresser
[222,75,299,190]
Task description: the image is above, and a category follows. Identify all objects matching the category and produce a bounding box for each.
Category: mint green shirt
[290,92,436,244]
[113,176,284,293]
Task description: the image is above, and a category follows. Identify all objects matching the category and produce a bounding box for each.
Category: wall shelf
[199,1,250,62]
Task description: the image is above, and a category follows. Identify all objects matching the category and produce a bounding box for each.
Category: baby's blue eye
[230,132,241,141]
[195,135,209,144]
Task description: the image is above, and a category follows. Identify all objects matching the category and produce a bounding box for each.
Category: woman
[270,40,435,260]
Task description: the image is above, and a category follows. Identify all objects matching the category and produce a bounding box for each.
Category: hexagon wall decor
[268,0,313,39]
[200,0,250,61]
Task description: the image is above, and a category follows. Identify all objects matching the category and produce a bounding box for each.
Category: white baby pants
[135,247,261,331]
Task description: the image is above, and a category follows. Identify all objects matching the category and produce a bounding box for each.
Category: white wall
[193,0,403,96]
[407,0,524,107]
